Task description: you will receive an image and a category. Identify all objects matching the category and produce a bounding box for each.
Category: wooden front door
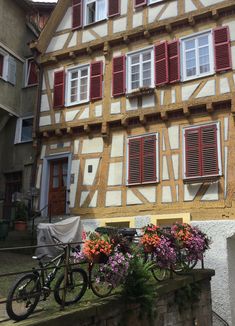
[48,159,68,216]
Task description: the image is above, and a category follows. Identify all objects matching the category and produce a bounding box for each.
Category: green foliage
[122,252,157,319]
[175,282,201,313]
[15,201,28,221]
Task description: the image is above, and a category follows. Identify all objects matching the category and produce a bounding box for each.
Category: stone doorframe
[40,152,72,217]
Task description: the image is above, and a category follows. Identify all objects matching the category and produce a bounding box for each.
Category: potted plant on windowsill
[14,201,28,231]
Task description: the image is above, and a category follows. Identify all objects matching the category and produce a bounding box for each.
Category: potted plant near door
[14,201,28,231]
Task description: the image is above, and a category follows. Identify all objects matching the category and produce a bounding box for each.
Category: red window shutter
[142,135,156,183]
[134,0,147,8]
[72,0,83,30]
[90,61,103,101]
[155,41,169,86]
[108,0,120,17]
[0,54,3,77]
[128,138,142,185]
[201,125,218,176]
[28,60,38,85]
[213,26,232,72]
[185,128,201,178]
[112,55,126,97]
[53,70,65,108]
[168,40,180,84]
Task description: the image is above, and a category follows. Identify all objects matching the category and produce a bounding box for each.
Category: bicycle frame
[38,252,65,291]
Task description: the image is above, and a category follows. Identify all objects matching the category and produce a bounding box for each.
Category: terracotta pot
[14,221,27,232]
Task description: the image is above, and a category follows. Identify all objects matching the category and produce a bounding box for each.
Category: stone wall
[20,270,214,326]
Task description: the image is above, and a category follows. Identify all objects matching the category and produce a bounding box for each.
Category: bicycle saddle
[32,254,49,261]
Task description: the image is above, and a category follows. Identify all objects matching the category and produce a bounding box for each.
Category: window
[183,122,222,180]
[14,117,33,144]
[181,31,214,81]
[25,58,38,87]
[127,48,154,92]
[84,0,107,25]
[72,0,119,30]
[0,54,4,77]
[127,134,159,185]
[66,65,90,106]
[0,49,16,85]
[0,49,8,81]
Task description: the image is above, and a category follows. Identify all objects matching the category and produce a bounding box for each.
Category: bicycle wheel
[151,265,169,282]
[172,250,198,274]
[6,273,41,321]
[90,264,113,298]
[54,268,88,306]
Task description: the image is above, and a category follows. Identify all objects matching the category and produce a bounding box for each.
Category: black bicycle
[6,238,87,321]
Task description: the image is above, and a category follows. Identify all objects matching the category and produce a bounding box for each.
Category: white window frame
[84,0,107,26]
[182,121,222,181]
[0,48,9,81]
[181,30,214,82]
[66,64,90,107]
[126,133,159,186]
[126,47,154,93]
[14,116,34,144]
[24,58,38,88]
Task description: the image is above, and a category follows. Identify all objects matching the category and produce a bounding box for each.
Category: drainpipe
[30,56,43,208]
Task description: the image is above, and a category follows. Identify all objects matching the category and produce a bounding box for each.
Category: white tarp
[36,216,83,257]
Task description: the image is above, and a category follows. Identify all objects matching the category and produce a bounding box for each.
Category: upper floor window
[127,48,154,93]
[72,0,120,30]
[183,122,222,180]
[84,0,107,25]
[66,65,90,106]
[0,48,16,85]
[15,117,33,144]
[127,133,159,185]
[181,31,214,81]
[54,61,103,108]
[25,58,38,87]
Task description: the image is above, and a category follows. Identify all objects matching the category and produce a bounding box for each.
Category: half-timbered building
[32,0,235,322]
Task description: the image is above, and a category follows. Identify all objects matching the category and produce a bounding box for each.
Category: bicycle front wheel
[90,264,113,298]
[54,268,88,306]
[6,273,41,321]
[151,265,169,281]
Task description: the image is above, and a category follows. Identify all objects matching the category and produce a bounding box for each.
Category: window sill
[15,140,33,145]
[126,87,155,98]
[83,18,108,29]
[65,99,89,108]
[182,71,215,83]
[23,84,38,89]
[183,175,221,184]
[148,0,165,7]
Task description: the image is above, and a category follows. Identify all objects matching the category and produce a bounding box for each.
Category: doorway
[48,158,68,216]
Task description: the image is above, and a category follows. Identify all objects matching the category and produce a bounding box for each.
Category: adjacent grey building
[0,0,54,220]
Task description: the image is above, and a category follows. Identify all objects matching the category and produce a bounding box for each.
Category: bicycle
[84,258,113,298]
[142,229,198,281]
[6,238,87,321]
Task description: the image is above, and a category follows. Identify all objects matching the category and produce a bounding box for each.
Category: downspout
[30,57,43,205]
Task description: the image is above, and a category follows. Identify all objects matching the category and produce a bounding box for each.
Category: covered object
[36,216,83,257]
